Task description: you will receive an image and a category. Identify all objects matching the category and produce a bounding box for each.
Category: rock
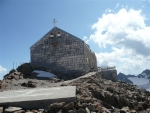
[27,81,36,87]
[95,104,102,111]
[130,110,136,113]
[5,107,22,112]
[4,79,12,83]
[63,102,74,110]
[12,75,20,80]
[14,72,21,75]
[0,81,6,91]
[9,69,16,74]
[84,97,93,103]
[101,107,111,113]
[49,78,61,82]
[13,110,25,113]
[67,110,77,113]
[21,82,27,87]
[17,63,33,75]
[0,107,3,113]
[77,108,86,113]
[85,107,90,113]
[50,102,66,108]
[37,109,44,113]
[120,106,130,113]
[31,110,38,113]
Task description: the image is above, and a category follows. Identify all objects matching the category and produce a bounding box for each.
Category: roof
[30,27,84,48]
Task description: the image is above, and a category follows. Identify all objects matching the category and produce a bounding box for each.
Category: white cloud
[87,8,150,75]
[0,65,7,73]
[105,9,113,13]
[83,36,89,44]
[0,65,7,80]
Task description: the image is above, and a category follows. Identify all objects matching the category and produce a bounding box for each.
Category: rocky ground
[1,63,150,113]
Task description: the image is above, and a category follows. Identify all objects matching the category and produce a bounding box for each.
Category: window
[57,32,61,37]
[50,33,54,39]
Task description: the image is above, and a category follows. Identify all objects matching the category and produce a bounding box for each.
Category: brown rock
[84,97,93,103]
[21,82,27,87]
[14,110,25,113]
[120,106,130,113]
[0,81,6,90]
[14,72,21,75]
[12,75,19,80]
[63,102,74,110]
[27,81,36,87]
[75,101,82,108]
[67,110,77,113]
[4,79,11,83]
[0,107,3,113]
[31,110,38,113]
[81,103,88,108]
[50,102,66,108]
[95,104,101,111]
[77,108,86,113]
[130,110,136,113]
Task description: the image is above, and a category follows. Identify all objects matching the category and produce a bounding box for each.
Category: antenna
[13,62,14,69]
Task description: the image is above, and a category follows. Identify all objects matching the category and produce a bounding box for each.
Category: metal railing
[97,66,116,72]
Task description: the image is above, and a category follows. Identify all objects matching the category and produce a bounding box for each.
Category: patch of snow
[141,73,147,76]
[33,70,57,78]
[128,77,149,86]
[128,77,150,91]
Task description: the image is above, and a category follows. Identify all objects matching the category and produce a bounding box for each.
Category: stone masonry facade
[30,27,97,75]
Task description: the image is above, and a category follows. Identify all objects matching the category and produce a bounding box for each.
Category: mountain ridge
[118,69,150,91]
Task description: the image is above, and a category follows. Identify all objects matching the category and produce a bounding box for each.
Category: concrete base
[0,86,76,109]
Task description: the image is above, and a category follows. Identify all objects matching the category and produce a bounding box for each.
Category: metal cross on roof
[52,19,57,27]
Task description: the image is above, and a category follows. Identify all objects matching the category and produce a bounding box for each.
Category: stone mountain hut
[30,26,97,75]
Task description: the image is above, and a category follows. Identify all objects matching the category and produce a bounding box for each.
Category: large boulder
[17,63,33,75]
[0,80,6,91]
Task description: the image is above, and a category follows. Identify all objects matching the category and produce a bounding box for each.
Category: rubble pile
[43,75,150,113]
[1,63,150,112]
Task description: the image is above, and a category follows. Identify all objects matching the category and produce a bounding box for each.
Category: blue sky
[0,0,150,79]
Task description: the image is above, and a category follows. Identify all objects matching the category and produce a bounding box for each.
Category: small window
[50,33,54,39]
[57,32,61,37]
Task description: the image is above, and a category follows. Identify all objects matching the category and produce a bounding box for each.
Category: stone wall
[83,43,97,72]
[30,27,97,75]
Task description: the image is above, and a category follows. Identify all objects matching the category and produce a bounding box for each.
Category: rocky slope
[1,64,150,113]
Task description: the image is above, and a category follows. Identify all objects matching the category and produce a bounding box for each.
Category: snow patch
[128,77,149,86]
[141,72,147,76]
[33,70,57,78]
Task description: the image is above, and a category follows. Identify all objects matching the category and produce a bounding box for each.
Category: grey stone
[85,107,90,113]
[5,107,22,112]
[78,108,86,113]
[67,110,77,113]
[0,86,76,109]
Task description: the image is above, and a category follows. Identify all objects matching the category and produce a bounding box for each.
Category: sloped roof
[30,27,84,48]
